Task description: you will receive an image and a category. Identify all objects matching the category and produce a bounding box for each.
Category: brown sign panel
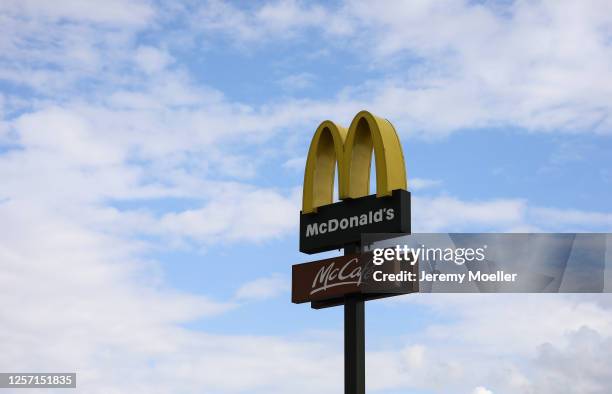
[292,252,418,307]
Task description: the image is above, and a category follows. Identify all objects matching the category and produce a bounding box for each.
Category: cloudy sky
[1,1,612,393]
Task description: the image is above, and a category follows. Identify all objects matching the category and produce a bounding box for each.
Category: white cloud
[5,0,610,142]
[412,195,612,232]
[282,156,306,171]
[473,387,494,394]
[278,72,316,90]
[411,177,442,190]
[526,326,612,394]
[412,196,528,232]
[531,207,612,231]
[158,187,300,245]
[373,293,612,393]
[16,107,124,166]
[0,197,238,386]
[234,273,289,301]
[196,0,330,43]
[345,0,612,133]
[0,1,155,98]
[190,0,612,135]
[0,0,154,26]
[135,46,174,74]
[0,94,7,141]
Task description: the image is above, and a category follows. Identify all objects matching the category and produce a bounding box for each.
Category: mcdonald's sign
[300,111,411,254]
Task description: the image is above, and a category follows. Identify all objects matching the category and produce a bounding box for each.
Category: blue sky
[1,1,612,393]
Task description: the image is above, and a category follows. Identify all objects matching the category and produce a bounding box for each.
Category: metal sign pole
[344,244,365,394]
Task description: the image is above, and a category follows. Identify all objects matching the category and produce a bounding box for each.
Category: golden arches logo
[302,110,408,214]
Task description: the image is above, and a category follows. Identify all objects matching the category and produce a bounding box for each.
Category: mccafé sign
[300,110,411,254]
[293,254,363,304]
[292,252,417,308]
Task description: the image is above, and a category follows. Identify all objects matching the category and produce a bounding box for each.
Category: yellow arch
[343,111,407,200]
[302,111,407,214]
[302,121,347,214]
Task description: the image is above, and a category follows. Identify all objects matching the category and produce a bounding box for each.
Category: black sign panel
[299,189,411,254]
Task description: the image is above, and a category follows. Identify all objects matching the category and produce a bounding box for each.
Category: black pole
[344,244,365,394]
